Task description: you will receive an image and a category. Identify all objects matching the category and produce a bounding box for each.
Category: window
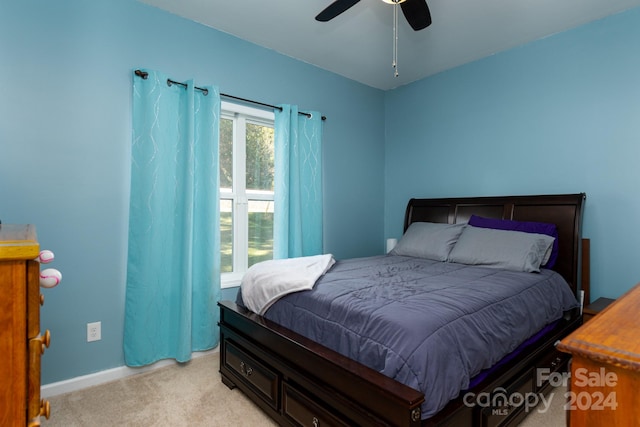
[220,102,275,288]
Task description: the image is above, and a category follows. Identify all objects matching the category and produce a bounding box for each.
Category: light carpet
[43,353,566,426]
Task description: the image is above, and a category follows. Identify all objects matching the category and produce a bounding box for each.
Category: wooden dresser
[0,225,51,426]
[557,282,640,426]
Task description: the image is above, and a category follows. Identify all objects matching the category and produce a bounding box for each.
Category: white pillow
[391,222,466,262]
[447,225,555,273]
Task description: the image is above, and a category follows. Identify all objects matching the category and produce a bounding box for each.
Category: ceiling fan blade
[315,0,361,22]
[401,0,432,31]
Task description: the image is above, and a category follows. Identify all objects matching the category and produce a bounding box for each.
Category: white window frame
[221,101,275,288]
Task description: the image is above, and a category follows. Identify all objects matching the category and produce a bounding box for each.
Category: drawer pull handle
[240,361,253,377]
[41,330,51,353]
[312,416,319,427]
[34,330,52,354]
[41,399,51,419]
[25,400,50,427]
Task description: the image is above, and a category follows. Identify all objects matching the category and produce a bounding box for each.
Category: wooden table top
[558,282,640,372]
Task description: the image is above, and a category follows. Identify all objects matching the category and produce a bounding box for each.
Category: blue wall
[1,0,385,384]
[385,7,640,302]
[3,0,639,386]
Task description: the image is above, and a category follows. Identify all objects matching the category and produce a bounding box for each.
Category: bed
[218,193,586,426]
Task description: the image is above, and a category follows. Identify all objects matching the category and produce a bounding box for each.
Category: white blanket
[241,254,336,315]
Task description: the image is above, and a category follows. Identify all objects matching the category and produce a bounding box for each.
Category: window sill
[221,273,242,289]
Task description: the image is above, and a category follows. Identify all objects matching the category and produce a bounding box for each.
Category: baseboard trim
[41,347,219,398]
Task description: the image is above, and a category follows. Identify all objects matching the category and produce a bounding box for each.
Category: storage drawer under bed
[480,369,534,427]
[478,349,570,427]
[283,381,352,427]
[222,339,280,409]
[533,350,568,393]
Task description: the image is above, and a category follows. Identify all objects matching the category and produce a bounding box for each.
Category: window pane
[248,199,273,267]
[220,118,233,191]
[246,122,274,192]
[220,199,233,273]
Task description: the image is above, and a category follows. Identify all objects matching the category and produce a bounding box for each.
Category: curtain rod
[134,70,325,121]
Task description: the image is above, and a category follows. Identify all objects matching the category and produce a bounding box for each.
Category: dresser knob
[39,330,51,354]
[41,399,51,419]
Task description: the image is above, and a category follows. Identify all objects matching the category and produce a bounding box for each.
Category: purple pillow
[467,215,559,269]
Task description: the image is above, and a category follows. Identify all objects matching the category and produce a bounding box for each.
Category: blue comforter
[242,255,578,419]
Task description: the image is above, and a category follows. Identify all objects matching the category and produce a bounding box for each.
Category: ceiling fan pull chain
[393,1,399,77]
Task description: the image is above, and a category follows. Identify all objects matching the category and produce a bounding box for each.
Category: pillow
[391,222,466,262]
[468,215,559,269]
[447,225,555,273]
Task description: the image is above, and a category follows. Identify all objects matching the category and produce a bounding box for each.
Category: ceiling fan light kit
[316,0,431,77]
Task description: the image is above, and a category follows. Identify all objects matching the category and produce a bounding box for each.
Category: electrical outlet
[87,321,101,342]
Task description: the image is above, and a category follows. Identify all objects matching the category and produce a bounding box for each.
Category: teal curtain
[274,105,323,259]
[124,69,221,366]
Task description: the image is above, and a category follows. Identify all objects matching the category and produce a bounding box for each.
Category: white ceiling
[139,0,640,90]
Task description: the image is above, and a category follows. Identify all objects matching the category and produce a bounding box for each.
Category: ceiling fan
[316,0,432,77]
[315,0,432,31]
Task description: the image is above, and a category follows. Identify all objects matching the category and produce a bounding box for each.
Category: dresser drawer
[28,332,50,421]
[27,260,41,339]
[223,340,279,408]
[283,382,351,427]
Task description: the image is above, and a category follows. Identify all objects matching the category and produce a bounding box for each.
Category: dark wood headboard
[404,193,586,295]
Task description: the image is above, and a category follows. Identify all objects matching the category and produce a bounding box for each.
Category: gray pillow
[391,222,466,261]
[447,225,555,273]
